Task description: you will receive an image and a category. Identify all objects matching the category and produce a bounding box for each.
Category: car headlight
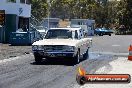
[63,46,75,51]
[37,45,43,50]
[32,45,38,50]
[32,45,43,50]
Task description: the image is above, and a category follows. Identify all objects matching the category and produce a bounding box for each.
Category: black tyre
[99,33,103,36]
[34,53,43,63]
[83,48,89,60]
[73,51,80,64]
[109,34,111,36]
[76,75,87,85]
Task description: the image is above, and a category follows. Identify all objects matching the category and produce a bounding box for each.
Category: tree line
[31,0,132,33]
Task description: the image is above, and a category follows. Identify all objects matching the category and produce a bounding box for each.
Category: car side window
[79,29,84,39]
[75,30,78,39]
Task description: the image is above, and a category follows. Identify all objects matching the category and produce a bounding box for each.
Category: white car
[32,27,92,64]
[36,26,47,39]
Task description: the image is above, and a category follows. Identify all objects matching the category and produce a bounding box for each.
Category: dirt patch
[0,19,70,60]
[0,44,32,60]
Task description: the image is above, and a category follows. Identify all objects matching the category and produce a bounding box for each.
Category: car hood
[32,39,80,46]
[37,30,46,33]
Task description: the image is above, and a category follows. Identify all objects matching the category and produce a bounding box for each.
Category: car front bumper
[33,50,75,58]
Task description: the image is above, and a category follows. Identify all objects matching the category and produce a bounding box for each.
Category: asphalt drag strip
[0,53,119,88]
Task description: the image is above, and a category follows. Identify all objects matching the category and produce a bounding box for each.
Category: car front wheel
[34,53,43,63]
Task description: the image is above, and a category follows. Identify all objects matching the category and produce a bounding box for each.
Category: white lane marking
[90,52,128,57]
[112,45,120,47]
[0,53,32,64]
[0,56,20,64]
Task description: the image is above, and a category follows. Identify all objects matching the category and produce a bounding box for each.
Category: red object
[128,45,132,61]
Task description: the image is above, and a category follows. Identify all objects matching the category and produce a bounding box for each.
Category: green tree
[116,0,132,30]
[31,0,48,21]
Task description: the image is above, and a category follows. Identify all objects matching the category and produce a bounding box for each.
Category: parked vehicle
[32,27,92,64]
[70,19,95,36]
[36,26,46,40]
[94,27,113,36]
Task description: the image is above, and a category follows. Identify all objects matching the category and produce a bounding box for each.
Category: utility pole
[47,0,50,30]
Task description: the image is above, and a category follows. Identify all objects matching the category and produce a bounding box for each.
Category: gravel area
[0,43,32,60]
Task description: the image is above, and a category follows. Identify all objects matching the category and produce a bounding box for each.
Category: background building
[0,0,31,43]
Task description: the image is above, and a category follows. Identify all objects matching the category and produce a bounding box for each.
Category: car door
[78,29,86,56]
[81,30,89,55]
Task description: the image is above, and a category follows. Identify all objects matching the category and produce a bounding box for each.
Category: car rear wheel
[109,34,111,36]
[99,33,103,36]
[83,48,89,60]
[73,51,80,64]
[34,53,43,63]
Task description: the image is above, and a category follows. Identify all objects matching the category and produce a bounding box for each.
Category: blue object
[94,28,113,36]
[9,32,37,45]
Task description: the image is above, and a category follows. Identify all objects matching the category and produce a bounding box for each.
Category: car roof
[49,27,81,31]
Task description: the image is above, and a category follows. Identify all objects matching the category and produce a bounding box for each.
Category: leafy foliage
[31,0,48,21]
[31,0,132,31]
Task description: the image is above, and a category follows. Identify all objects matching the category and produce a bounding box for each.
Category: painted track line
[0,53,32,64]
[0,52,128,64]
[90,52,128,57]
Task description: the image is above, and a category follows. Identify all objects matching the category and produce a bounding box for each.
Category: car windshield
[45,29,73,39]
